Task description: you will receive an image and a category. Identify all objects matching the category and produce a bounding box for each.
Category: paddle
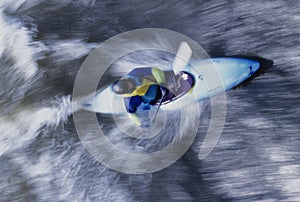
[150,41,192,124]
[171,41,193,92]
[150,87,166,124]
[172,41,192,74]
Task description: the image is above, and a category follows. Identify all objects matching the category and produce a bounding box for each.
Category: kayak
[82,57,260,114]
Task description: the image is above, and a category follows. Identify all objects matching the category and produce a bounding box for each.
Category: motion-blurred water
[1,0,300,201]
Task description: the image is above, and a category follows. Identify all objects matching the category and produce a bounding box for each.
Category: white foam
[0,0,42,13]
[0,96,72,155]
[0,0,95,13]
[0,11,46,80]
[49,39,97,62]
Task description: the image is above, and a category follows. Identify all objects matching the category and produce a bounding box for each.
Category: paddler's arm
[128,113,142,126]
[151,67,166,84]
[124,96,143,126]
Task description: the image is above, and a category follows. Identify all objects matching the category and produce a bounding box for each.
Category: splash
[49,39,97,62]
[0,96,73,156]
[0,10,46,80]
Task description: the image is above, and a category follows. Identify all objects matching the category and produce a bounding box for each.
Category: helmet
[111,78,136,94]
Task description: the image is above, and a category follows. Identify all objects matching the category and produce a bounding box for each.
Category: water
[1,0,300,201]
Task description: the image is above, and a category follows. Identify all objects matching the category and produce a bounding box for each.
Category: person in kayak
[111,67,194,127]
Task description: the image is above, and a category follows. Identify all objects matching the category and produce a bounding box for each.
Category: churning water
[1,0,300,201]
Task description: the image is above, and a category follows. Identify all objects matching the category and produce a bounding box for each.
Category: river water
[1,0,300,201]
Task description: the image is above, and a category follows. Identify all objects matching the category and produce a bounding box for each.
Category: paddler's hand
[128,113,142,127]
[152,67,166,84]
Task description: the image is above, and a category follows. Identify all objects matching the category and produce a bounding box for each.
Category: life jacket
[122,67,163,97]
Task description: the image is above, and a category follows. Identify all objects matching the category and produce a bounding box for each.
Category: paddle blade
[172,41,192,73]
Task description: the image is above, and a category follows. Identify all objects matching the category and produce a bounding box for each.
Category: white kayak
[83,57,260,114]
